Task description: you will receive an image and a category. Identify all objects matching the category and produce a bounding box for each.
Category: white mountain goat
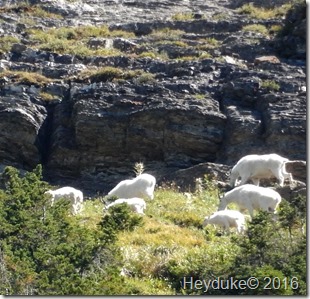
[218,184,282,218]
[108,173,156,200]
[230,153,293,187]
[105,197,146,214]
[45,186,84,215]
[203,210,246,234]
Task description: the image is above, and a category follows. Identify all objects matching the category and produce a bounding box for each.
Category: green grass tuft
[261,79,280,91]
[171,12,195,21]
[0,70,52,86]
[237,3,292,19]
[0,36,20,54]
[242,24,269,36]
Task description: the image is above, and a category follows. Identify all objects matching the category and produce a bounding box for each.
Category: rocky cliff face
[0,0,306,195]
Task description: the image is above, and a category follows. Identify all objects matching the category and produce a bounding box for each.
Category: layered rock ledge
[0,0,306,196]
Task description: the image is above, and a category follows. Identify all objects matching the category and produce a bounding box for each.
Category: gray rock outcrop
[0,0,306,195]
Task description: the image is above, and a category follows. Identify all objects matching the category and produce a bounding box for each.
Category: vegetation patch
[0,2,63,19]
[39,92,56,101]
[149,28,186,41]
[194,94,206,100]
[79,66,124,82]
[0,166,306,295]
[196,39,220,52]
[0,165,131,295]
[212,12,228,20]
[0,70,52,86]
[237,3,292,19]
[0,36,20,54]
[28,25,134,43]
[137,51,157,59]
[26,25,134,56]
[157,50,170,61]
[134,72,156,84]
[198,52,212,59]
[269,24,283,35]
[261,79,280,91]
[242,24,269,36]
[175,55,198,61]
[171,12,195,21]
[78,67,154,83]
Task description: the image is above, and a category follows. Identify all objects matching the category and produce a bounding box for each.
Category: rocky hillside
[0,0,306,194]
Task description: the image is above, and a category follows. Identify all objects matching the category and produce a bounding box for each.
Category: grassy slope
[78,181,242,295]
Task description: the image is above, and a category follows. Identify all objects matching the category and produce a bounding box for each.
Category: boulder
[158,162,231,192]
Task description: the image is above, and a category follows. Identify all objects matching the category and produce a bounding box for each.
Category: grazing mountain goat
[218,184,282,218]
[108,173,156,200]
[105,197,146,214]
[230,153,293,187]
[45,186,83,215]
[203,210,246,234]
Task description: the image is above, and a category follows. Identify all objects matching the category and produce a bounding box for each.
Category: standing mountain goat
[218,184,282,218]
[105,197,146,214]
[45,186,84,215]
[203,210,246,234]
[108,173,156,200]
[230,153,293,187]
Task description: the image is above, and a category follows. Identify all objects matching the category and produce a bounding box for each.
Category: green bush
[232,265,293,295]
[229,210,306,295]
[0,165,142,295]
[163,242,240,295]
[278,196,306,234]
[99,203,144,235]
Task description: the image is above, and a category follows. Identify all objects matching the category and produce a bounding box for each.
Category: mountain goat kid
[230,153,293,187]
[45,186,84,215]
[108,173,156,200]
[218,184,282,218]
[105,197,146,214]
[203,210,246,234]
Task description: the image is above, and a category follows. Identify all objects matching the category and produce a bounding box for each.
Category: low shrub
[0,165,142,295]
[229,211,306,295]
